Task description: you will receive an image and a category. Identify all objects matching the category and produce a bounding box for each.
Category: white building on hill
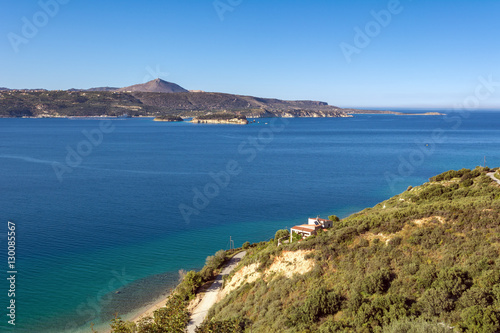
[290,216,334,241]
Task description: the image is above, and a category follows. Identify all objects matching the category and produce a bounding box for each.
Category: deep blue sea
[1,111,500,332]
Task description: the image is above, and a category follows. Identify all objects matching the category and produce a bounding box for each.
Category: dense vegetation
[154,115,184,122]
[0,91,153,117]
[203,167,500,332]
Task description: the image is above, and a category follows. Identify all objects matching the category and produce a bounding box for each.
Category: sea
[1,110,500,332]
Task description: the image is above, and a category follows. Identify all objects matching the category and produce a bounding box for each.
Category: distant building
[290,216,334,242]
[290,224,322,239]
[308,216,333,229]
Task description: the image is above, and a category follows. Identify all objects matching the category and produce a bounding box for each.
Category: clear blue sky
[1,0,499,109]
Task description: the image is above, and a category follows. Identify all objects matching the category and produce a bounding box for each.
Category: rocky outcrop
[153,116,183,122]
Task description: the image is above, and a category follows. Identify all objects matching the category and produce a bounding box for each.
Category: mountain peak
[117,79,188,93]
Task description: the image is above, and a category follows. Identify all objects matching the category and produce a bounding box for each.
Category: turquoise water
[1,111,500,332]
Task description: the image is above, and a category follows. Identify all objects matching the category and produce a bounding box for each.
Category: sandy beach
[129,292,173,324]
[102,251,246,333]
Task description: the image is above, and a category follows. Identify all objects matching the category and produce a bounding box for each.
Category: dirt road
[487,172,500,185]
[186,251,246,333]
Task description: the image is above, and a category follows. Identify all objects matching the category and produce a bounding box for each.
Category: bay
[1,110,499,332]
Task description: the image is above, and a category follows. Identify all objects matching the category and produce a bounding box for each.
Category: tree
[110,315,136,333]
[328,215,340,222]
[274,229,290,241]
[195,318,247,333]
[184,271,202,294]
[154,294,190,332]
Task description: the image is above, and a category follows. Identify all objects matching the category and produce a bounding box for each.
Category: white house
[308,216,333,229]
[290,216,334,241]
[290,224,322,240]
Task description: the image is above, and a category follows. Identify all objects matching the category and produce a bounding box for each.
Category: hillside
[199,167,500,332]
[117,78,189,93]
[0,90,352,118]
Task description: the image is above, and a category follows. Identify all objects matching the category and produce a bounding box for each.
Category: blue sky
[1,0,499,108]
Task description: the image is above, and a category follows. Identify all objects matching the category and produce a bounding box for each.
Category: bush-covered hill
[0,91,150,117]
[203,167,500,332]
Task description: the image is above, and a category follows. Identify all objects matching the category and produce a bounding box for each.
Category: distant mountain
[117,78,188,93]
[0,89,353,118]
[0,79,389,118]
[87,87,120,92]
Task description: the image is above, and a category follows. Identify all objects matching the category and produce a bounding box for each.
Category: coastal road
[186,251,246,333]
[487,172,500,185]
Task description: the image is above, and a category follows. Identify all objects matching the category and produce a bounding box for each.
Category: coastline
[129,292,173,323]
[101,250,247,333]
[97,291,174,333]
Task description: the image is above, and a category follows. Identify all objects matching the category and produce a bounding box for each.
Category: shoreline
[106,251,246,332]
[129,292,173,323]
[97,291,174,333]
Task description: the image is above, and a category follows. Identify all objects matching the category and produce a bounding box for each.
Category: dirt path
[487,172,500,185]
[186,251,246,333]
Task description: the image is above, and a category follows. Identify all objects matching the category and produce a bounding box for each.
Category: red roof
[291,224,321,233]
[291,226,316,233]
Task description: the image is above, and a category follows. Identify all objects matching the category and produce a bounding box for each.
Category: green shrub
[432,268,471,298]
[153,294,190,332]
[319,318,349,332]
[288,287,342,325]
[200,250,227,280]
[183,271,202,294]
[329,215,340,222]
[461,178,474,187]
[109,316,136,333]
[384,317,453,332]
[418,288,454,317]
[388,236,402,247]
[478,269,500,288]
[275,229,290,242]
[460,306,500,332]
[195,317,247,333]
[457,287,493,309]
[361,269,392,295]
